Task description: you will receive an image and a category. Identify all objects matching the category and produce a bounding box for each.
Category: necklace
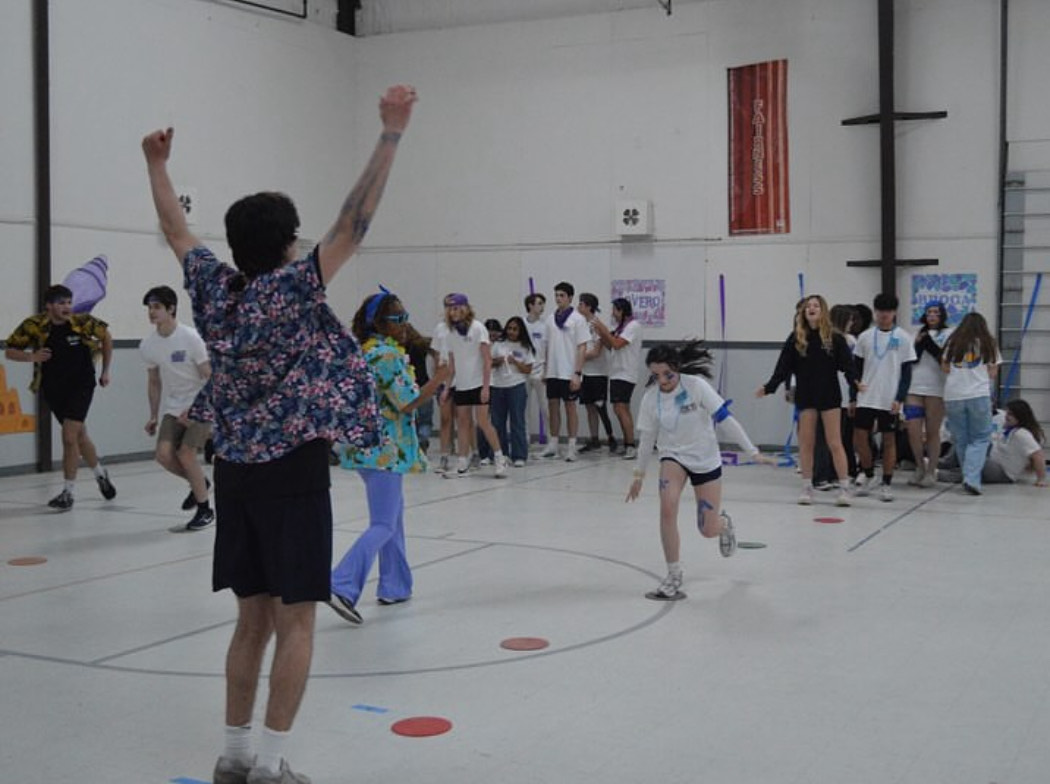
[871,327,897,360]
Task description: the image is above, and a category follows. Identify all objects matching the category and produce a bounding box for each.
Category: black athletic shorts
[452,387,484,406]
[579,375,609,405]
[545,377,580,402]
[212,439,332,604]
[609,379,636,405]
[660,458,723,486]
[44,384,94,424]
[853,407,899,433]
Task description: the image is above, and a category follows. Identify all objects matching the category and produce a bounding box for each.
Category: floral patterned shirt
[341,336,427,474]
[182,245,380,464]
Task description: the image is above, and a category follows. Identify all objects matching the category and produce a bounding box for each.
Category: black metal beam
[32,0,52,473]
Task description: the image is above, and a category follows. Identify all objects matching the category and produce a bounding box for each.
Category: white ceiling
[357,0,702,35]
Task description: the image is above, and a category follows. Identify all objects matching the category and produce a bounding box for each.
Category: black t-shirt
[42,322,97,394]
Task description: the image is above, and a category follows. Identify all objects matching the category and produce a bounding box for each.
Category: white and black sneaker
[48,489,74,511]
[645,570,685,601]
[327,593,363,625]
[718,512,737,558]
[181,478,211,510]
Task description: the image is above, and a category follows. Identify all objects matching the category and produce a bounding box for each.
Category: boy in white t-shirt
[850,293,917,502]
[576,293,617,454]
[139,285,213,531]
[541,282,589,461]
[523,293,549,447]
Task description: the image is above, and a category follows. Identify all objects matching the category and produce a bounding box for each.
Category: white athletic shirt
[636,374,726,474]
[524,315,547,377]
[139,322,209,418]
[854,325,917,410]
[491,340,534,388]
[943,348,1001,402]
[445,319,490,391]
[908,328,952,396]
[582,321,608,377]
[607,319,643,383]
[544,309,589,380]
[989,427,1042,481]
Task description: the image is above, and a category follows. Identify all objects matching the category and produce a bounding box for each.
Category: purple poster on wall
[611,279,666,327]
[911,273,977,325]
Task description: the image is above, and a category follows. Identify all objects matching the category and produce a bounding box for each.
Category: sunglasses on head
[384,312,410,324]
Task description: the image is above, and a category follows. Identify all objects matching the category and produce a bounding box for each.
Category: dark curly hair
[224,191,300,279]
[644,339,714,383]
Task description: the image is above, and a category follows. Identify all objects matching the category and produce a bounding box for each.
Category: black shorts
[545,378,579,402]
[853,407,899,433]
[660,458,723,486]
[212,439,333,604]
[579,375,609,405]
[609,379,636,405]
[452,387,484,406]
[44,384,94,424]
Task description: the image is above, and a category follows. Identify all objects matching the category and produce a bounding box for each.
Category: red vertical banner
[728,59,790,235]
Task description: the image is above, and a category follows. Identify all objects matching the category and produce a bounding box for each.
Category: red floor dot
[7,556,47,566]
[391,716,453,737]
[500,636,550,651]
[813,517,844,524]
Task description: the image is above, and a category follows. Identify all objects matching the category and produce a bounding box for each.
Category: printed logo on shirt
[171,350,187,363]
[66,335,82,347]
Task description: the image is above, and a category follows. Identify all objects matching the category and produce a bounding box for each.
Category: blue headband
[364,285,392,324]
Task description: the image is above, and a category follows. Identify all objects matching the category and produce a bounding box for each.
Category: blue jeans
[490,383,528,461]
[331,469,412,603]
[945,396,992,490]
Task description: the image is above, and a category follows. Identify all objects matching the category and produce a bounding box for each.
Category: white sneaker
[622,446,638,460]
[512,459,525,468]
[907,467,925,486]
[797,485,814,505]
[718,512,736,558]
[854,475,876,497]
[479,457,492,467]
[540,444,559,458]
[879,484,894,502]
[565,446,578,462]
[919,471,937,488]
[434,455,450,474]
[494,455,508,478]
[646,570,685,600]
[835,485,852,507]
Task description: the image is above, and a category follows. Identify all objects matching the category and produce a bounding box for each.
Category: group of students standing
[758,291,1046,505]
[417,281,646,478]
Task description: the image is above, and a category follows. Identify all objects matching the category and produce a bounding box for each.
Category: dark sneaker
[181,478,211,510]
[96,472,117,500]
[247,759,312,784]
[48,490,74,510]
[377,596,410,606]
[962,482,982,496]
[186,506,215,531]
[577,440,600,454]
[214,755,252,784]
[326,594,363,624]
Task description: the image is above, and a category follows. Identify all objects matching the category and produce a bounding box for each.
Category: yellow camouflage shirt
[5,313,110,392]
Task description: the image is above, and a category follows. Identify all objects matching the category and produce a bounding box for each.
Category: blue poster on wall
[911,273,977,325]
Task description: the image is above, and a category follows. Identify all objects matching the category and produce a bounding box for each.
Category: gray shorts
[157,414,212,451]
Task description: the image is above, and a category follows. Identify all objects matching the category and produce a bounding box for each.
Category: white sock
[91,463,106,479]
[568,437,577,448]
[223,724,253,765]
[667,561,682,575]
[63,479,75,494]
[255,726,290,774]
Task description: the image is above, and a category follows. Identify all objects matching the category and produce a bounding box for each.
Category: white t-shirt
[607,319,643,383]
[989,427,1042,482]
[139,322,209,418]
[908,328,952,396]
[544,309,589,380]
[524,315,547,377]
[491,340,534,388]
[943,348,1001,402]
[582,321,608,377]
[636,374,726,474]
[854,325,917,410]
[445,319,490,391]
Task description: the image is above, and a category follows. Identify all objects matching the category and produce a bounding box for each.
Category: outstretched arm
[318,84,418,285]
[142,128,201,262]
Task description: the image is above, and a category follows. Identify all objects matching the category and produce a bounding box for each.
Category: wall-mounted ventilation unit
[615,200,653,237]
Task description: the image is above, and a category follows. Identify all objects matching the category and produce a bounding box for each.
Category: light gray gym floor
[2,447,1048,784]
